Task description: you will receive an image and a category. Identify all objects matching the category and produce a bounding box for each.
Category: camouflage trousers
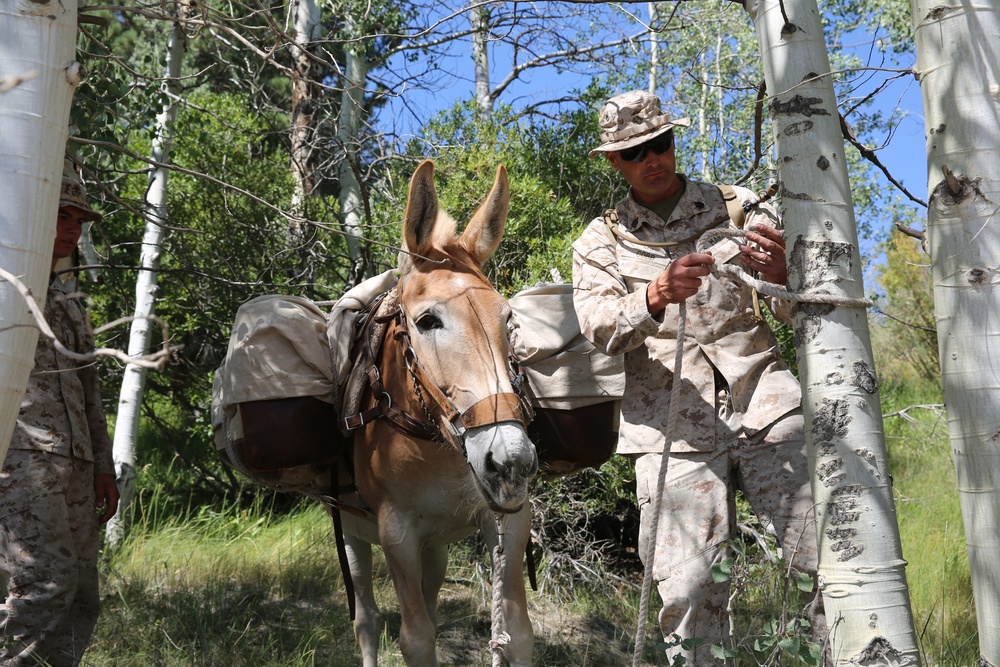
[0,451,102,667]
[634,403,826,665]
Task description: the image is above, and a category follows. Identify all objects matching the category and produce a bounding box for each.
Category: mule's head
[396,160,537,513]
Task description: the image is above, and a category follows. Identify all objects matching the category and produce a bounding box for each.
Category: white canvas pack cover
[508,283,624,410]
[215,294,336,411]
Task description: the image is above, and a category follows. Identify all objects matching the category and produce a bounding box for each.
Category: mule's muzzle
[465,423,537,514]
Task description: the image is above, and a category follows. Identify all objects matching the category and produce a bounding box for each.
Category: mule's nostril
[484,451,504,475]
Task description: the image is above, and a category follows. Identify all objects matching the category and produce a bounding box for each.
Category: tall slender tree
[105,10,187,546]
[745,0,920,660]
[911,1,1000,662]
[0,0,81,463]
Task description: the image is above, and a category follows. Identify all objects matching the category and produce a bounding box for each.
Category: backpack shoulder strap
[602,208,618,244]
[718,183,746,229]
[602,208,701,248]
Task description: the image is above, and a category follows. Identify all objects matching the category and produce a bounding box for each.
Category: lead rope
[631,229,872,666]
[490,513,511,667]
[631,300,687,667]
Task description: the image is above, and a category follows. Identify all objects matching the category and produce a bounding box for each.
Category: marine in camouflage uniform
[0,174,119,667]
[572,90,825,663]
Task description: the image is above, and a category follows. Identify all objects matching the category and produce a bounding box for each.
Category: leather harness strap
[342,292,531,443]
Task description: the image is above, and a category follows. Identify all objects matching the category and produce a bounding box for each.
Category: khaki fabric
[634,410,822,665]
[326,269,400,396]
[0,452,102,667]
[572,177,800,454]
[216,295,336,409]
[213,271,398,444]
[508,283,624,409]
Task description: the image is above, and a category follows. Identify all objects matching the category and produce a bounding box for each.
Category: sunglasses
[618,131,674,163]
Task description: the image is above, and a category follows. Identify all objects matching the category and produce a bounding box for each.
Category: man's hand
[740,224,788,286]
[646,252,715,315]
[94,473,120,524]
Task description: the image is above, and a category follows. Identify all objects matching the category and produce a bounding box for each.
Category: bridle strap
[349,298,531,442]
[460,392,530,430]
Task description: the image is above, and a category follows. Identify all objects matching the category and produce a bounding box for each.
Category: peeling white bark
[337,36,369,281]
[912,2,1000,663]
[745,0,921,662]
[0,0,79,465]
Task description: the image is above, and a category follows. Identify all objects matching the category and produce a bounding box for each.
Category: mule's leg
[484,505,535,667]
[382,538,440,666]
[343,532,381,667]
[421,545,448,628]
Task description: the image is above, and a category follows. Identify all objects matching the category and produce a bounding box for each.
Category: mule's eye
[414,312,443,333]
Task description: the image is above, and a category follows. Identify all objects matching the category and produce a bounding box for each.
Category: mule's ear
[460,164,509,267]
[403,160,439,255]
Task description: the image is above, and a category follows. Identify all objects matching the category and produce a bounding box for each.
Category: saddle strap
[326,463,357,621]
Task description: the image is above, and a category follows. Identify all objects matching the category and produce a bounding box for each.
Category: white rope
[632,302,686,667]
[489,514,510,667]
[631,228,871,665]
[696,228,873,309]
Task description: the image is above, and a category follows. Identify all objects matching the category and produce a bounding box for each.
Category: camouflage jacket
[572,177,801,453]
[7,276,114,475]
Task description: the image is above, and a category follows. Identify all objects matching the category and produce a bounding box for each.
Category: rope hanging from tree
[630,229,872,666]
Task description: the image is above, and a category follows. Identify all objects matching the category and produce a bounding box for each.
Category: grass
[82,381,979,666]
[880,383,979,665]
[90,493,658,666]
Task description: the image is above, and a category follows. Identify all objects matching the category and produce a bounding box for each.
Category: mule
[337,160,538,667]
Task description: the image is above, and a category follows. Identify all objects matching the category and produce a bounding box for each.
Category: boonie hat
[59,173,103,223]
[589,90,691,158]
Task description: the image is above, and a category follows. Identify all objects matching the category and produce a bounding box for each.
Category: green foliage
[870,227,939,386]
[369,100,598,294]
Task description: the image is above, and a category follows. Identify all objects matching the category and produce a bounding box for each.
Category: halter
[343,291,533,448]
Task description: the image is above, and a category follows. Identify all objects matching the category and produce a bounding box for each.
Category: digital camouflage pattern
[573,177,801,455]
[572,176,824,663]
[6,277,113,472]
[1,276,113,666]
[634,410,822,664]
[0,452,102,666]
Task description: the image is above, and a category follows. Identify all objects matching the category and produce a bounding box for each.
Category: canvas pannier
[509,283,625,476]
[212,295,346,488]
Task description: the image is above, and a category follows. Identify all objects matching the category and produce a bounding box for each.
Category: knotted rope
[490,514,511,667]
[630,228,872,666]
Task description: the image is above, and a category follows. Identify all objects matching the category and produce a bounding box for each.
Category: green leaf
[795,571,815,592]
[710,644,738,659]
[711,558,733,583]
[800,640,823,666]
[778,636,800,652]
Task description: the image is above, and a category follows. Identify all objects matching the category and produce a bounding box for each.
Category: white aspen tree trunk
[0,0,80,464]
[471,3,491,121]
[744,0,921,662]
[105,15,186,546]
[698,48,711,180]
[647,2,659,95]
[289,0,320,242]
[911,3,1000,663]
[337,39,370,283]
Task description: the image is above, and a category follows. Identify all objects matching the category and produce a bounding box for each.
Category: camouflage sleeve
[743,195,793,323]
[571,218,660,356]
[78,321,115,477]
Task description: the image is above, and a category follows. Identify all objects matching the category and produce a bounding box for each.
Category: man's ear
[605,152,618,169]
